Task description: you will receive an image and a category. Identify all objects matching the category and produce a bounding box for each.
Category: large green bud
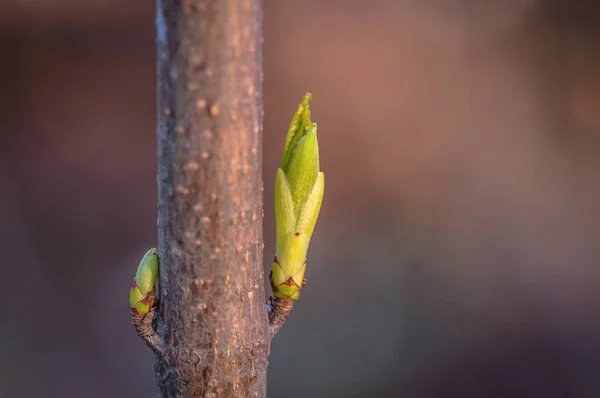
[129,248,159,317]
[271,94,325,300]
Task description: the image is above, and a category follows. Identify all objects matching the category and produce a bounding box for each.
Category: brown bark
[153,0,269,396]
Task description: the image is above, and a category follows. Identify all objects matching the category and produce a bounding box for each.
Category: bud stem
[131,307,168,358]
[266,297,294,336]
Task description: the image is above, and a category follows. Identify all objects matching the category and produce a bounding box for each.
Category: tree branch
[154,0,268,396]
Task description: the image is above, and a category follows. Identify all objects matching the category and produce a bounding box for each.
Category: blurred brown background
[2,1,600,397]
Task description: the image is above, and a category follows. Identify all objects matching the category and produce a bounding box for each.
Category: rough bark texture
[155,0,268,396]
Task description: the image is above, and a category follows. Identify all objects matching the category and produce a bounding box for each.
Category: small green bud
[271,93,324,300]
[129,248,159,317]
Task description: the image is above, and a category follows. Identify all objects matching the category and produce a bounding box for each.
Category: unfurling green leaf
[129,248,159,317]
[271,93,324,301]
